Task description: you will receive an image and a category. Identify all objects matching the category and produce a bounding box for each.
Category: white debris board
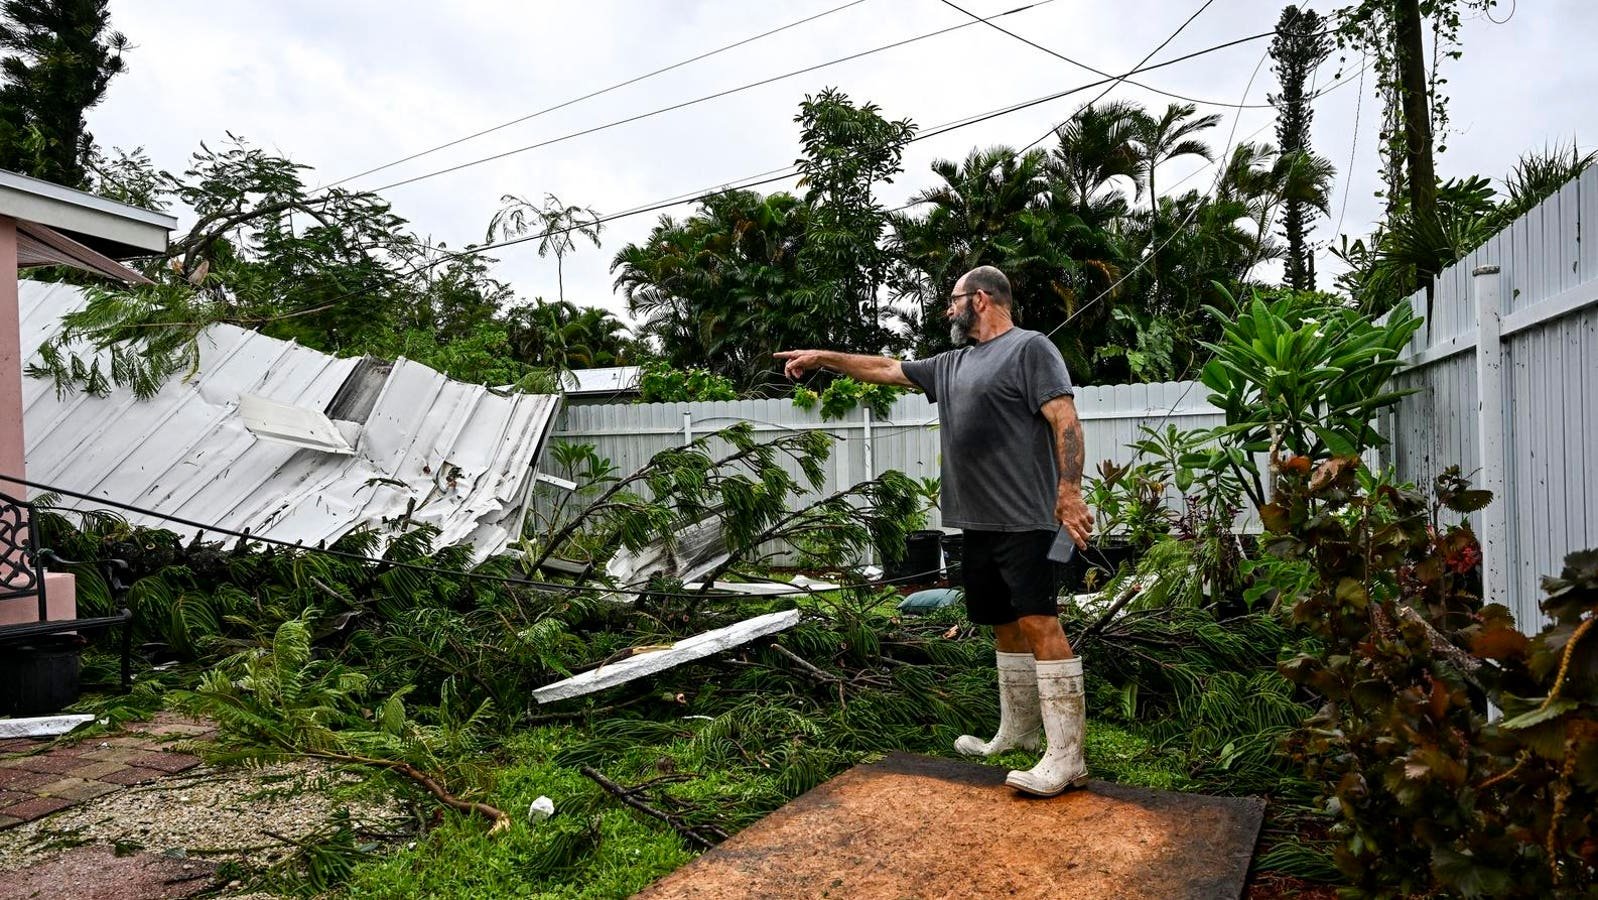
[532,609,802,704]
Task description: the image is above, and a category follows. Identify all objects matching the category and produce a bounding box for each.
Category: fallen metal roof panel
[532,609,801,704]
[560,365,641,395]
[18,280,561,562]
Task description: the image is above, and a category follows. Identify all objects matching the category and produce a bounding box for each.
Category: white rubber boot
[1005,656,1088,796]
[954,651,1042,756]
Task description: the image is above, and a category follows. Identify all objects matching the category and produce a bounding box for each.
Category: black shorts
[960,529,1062,626]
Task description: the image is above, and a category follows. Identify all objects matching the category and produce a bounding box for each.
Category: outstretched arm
[773,350,914,387]
[1042,394,1092,548]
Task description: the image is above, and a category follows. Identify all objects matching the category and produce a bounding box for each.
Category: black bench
[0,490,134,693]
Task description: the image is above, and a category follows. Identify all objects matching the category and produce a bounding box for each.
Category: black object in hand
[1047,525,1076,563]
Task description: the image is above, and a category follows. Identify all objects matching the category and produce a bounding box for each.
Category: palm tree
[1048,100,1143,226]
[888,146,1050,353]
[1218,142,1335,277]
[501,298,636,371]
[487,193,603,304]
[613,190,813,388]
[1131,103,1220,296]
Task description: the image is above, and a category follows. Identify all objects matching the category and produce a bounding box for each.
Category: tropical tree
[0,0,126,188]
[1047,100,1142,227]
[28,138,552,396]
[1335,145,1594,314]
[487,193,603,305]
[1334,0,1500,294]
[886,145,1049,350]
[888,144,1130,371]
[793,88,916,355]
[1131,102,1221,234]
[613,189,812,389]
[1217,142,1336,277]
[500,298,637,371]
[1269,4,1331,290]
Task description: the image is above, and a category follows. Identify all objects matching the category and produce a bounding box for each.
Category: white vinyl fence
[1382,166,1598,632]
[530,383,1225,563]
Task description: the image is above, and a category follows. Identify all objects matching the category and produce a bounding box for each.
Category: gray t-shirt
[901,328,1074,532]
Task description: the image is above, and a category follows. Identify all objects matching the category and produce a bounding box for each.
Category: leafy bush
[1198,286,1420,507]
[790,376,902,420]
[1268,458,1598,897]
[637,362,736,402]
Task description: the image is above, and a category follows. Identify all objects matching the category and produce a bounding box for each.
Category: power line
[886,0,1219,217]
[1322,52,1366,261]
[420,25,1281,263]
[319,0,873,191]
[1042,28,1276,347]
[7,472,944,601]
[1019,0,1219,156]
[938,0,1275,110]
[888,50,1365,216]
[189,24,1287,334]
[363,0,1062,195]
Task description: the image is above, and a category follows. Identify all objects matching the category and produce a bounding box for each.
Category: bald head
[959,266,1013,308]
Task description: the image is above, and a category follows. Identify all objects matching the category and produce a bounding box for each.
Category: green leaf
[1312,426,1357,457]
[1499,696,1578,730]
[1442,489,1494,514]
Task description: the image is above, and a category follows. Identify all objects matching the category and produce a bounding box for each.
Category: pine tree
[0,0,127,188]
[1268,5,1330,291]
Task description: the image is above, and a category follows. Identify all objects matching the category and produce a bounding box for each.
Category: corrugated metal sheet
[19,281,561,562]
[1385,166,1598,632]
[561,366,641,396]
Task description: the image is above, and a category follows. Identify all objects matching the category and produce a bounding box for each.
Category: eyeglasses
[949,290,985,303]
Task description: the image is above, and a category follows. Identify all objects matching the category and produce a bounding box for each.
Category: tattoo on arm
[1057,421,1084,487]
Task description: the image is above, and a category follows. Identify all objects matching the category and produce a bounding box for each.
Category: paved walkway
[0,712,213,831]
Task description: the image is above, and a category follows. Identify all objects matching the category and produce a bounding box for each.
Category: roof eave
[0,170,176,258]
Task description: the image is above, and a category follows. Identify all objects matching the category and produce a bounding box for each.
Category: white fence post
[861,406,874,482]
[682,410,693,446]
[1473,264,1510,610]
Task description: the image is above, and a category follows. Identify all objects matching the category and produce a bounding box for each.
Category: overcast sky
[85,0,1581,327]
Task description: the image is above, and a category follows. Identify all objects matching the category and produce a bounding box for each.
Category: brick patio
[0,712,213,829]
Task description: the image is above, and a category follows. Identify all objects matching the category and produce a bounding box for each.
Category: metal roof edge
[0,170,176,256]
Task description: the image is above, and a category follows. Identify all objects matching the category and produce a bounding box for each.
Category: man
[775,265,1093,797]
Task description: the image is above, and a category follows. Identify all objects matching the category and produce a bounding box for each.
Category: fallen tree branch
[1084,575,1159,638]
[1392,604,1485,681]
[580,765,719,849]
[769,643,840,683]
[307,750,510,834]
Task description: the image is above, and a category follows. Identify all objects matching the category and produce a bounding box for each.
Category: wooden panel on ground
[531,610,801,704]
[634,751,1264,900]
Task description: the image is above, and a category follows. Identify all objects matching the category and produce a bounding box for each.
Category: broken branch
[769,643,840,683]
[580,765,718,849]
[308,750,510,834]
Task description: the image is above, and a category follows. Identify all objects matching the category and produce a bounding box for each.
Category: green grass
[343,728,696,900]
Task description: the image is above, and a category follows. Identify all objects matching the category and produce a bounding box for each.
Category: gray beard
[949,307,976,347]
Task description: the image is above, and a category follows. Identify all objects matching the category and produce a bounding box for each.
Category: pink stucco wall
[0,213,76,623]
[0,215,20,498]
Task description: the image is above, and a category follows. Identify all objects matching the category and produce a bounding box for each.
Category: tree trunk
[1394,0,1438,293]
[1284,190,1308,291]
[1146,163,1160,299]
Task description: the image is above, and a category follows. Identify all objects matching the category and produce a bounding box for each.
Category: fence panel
[532,383,1225,565]
[1385,165,1598,632]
